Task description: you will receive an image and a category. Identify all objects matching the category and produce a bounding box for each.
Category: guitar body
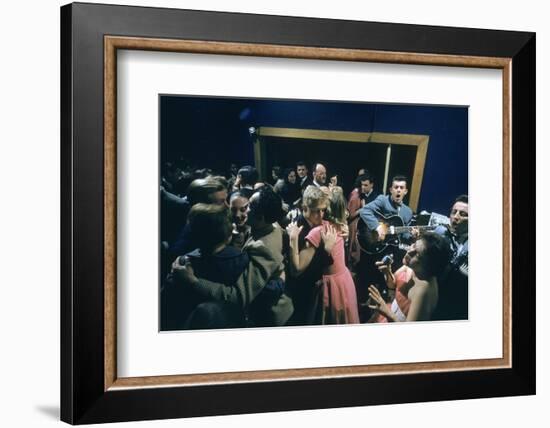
[357,214,406,255]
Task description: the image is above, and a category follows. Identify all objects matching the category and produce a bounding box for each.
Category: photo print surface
[159,95,468,331]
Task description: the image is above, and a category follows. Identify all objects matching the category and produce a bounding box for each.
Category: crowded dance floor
[159,96,468,331]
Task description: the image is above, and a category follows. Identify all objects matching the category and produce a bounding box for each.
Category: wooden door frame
[254,126,429,211]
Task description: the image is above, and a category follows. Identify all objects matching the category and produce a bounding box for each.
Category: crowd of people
[160,160,468,330]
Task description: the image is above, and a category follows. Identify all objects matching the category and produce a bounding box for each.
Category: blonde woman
[287,186,359,324]
[325,186,349,239]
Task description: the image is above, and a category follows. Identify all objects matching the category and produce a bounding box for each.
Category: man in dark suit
[296,161,312,191]
[311,162,327,188]
[357,173,378,205]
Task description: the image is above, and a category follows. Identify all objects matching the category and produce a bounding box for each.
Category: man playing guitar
[355,175,418,320]
[359,175,416,242]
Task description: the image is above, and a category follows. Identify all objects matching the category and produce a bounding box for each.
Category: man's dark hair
[237,188,254,200]
[192,168,209,179]
[250,186,284,224]
[296,161,307,169]
[355,172,374,190]
[283,167,296,184]
[420,232,452,278]
[454,194,468,204]
[172,171,193,196]
[187,203,233,254]
[271,165,282,179]
[229,190,250,202]
[391,175,408,187]
[187,177,227,205]
[237,165,259,186]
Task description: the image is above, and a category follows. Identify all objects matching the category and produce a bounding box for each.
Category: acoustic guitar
[357,214,439,255]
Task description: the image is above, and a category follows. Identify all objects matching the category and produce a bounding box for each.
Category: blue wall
[161,96,467,214]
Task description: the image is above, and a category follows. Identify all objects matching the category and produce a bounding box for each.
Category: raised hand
[367,285,385,310]
[375,260,396,289]
[321,224,338,253]
[286,221,303,242]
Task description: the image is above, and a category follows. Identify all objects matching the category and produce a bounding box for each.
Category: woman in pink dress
[286,187,359,324]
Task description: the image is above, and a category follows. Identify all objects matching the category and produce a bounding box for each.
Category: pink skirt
[321,269,360,324]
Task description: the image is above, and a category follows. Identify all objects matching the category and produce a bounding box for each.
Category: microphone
[381,254,394,266]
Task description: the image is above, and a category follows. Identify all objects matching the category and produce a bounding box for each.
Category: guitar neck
[392,225,436,234]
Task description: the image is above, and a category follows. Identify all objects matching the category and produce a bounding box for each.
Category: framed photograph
[61,2,535,424]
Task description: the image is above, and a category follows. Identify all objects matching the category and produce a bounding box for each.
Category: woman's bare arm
[289,240,315,276]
